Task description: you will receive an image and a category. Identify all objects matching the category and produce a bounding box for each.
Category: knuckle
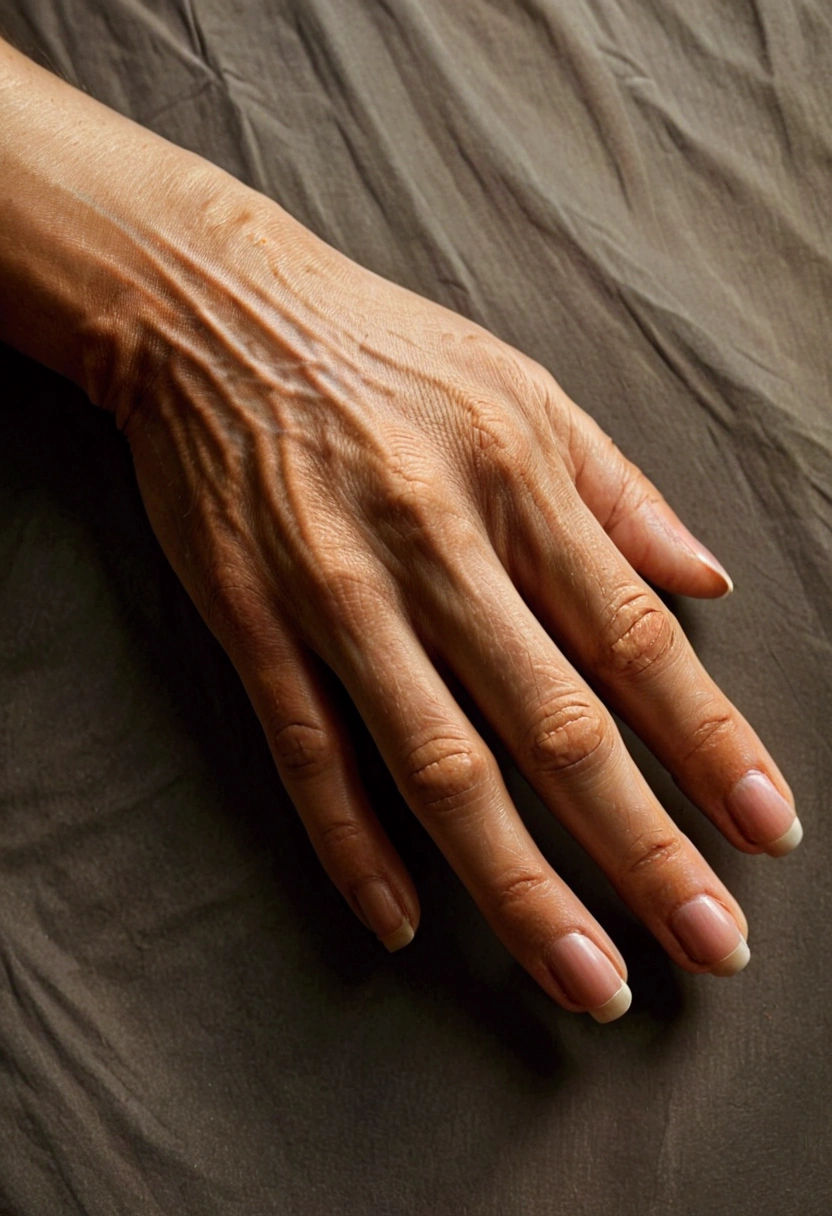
[317,561,390,631]
[620,832,683,880]
[201,559,263,646]
[493,868,553,911]
[525,697,610,776]
[598,590,677,679]
[271,719,334,781]
[604,462,651,534]
[403,736,490,814]
[374,459,462,557]
[466,397,535,472]
[680,711,736,766]
[454,331,534,398]
[314,817,364,852]
[384,457,446,519]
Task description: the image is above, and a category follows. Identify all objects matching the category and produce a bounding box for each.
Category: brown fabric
[1,2,830,1212]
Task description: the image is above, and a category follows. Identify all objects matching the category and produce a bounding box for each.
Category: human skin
[0,38,802,1023]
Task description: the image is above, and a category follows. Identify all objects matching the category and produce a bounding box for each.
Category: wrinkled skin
[108,178,796,1015]
[0,32,799,1018]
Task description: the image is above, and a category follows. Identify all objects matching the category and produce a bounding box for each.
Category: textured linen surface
[0,2,830,1213]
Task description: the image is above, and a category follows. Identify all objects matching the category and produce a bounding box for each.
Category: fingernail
[671,895,750,976]
[355,879,414,952]
[726,770,803,856]
[672,522,733,594]
[546,932,632,1023]
[647,504,733,596]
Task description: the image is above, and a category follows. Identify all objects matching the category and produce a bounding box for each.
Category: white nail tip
[590,981,632,1023]
[381,921,415,953]
[710,938,751,977]
[766,817,804,857]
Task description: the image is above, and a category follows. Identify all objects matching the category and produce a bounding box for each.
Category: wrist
[0,37,302,420]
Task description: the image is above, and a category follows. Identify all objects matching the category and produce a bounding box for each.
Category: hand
[116,178,800,1022]
[0,33,799,1020]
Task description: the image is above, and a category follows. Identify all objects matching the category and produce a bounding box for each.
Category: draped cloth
[0,3,829,1212]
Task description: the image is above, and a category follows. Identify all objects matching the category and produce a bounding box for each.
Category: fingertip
[590,980,633,1023]
[693,548,734,598]
[635,499,734,599]
[765,816,803,857]
[355,877,419,951]
[381,921,416,952]
[683,567,733,600]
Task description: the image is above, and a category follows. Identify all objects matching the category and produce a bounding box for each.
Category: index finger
[514,474,801,859]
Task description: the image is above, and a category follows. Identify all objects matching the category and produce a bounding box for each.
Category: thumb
[568,407,733,599]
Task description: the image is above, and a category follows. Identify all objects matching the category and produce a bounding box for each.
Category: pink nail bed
[671,895,750,976]
[726,770,802,855]
[546,933,632,1022]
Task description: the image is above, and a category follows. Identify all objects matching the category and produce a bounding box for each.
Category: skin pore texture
[0,37,801,1024]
